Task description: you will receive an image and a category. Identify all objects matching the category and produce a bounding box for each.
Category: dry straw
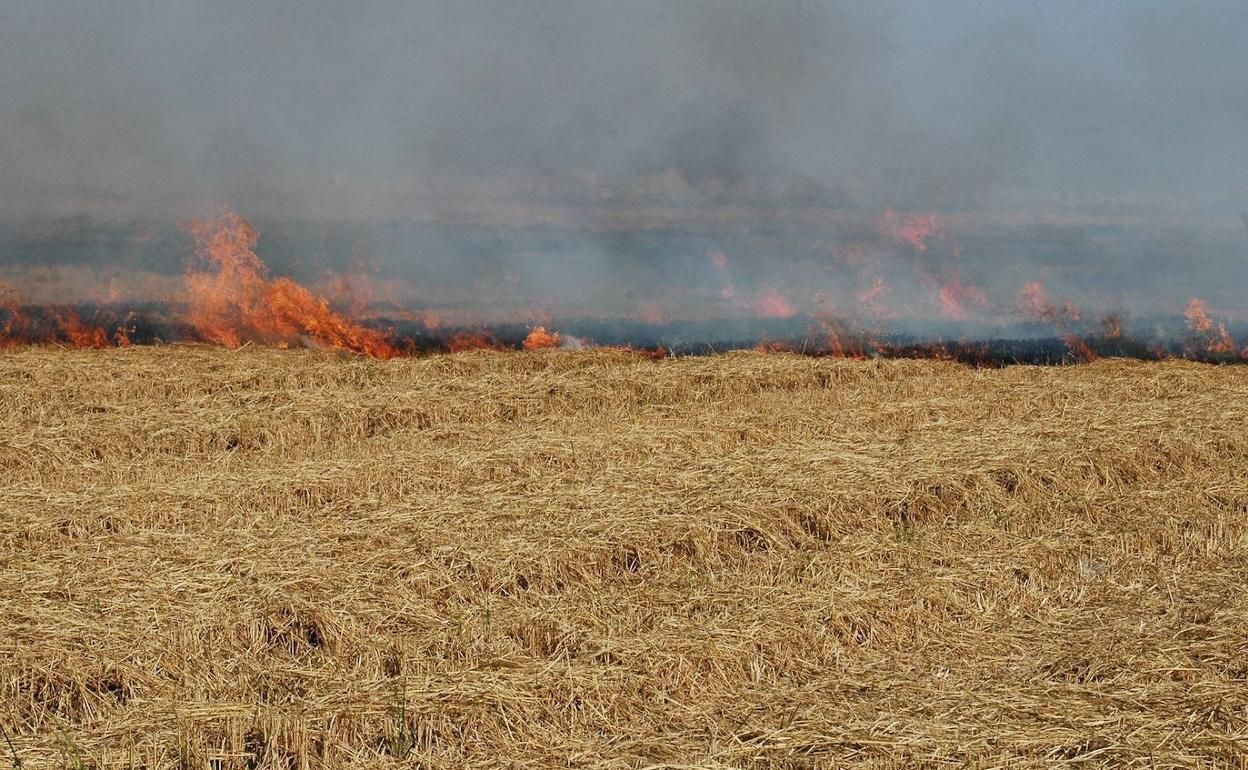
[1,347,1246,768]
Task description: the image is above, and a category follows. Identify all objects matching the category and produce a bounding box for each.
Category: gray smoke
[1,0,1246,320]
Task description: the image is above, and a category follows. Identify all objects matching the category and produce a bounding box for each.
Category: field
[2,347,1247,769]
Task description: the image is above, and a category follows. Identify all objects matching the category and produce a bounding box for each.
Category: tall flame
[2,206,1246,364]
[1018,281,1096,361]
[183,210,400,358]
[1184,298,1237,356]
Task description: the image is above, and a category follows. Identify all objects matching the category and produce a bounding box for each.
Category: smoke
[1,1,1246,322]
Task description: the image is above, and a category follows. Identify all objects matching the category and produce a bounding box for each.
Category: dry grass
[2,347,1247,769]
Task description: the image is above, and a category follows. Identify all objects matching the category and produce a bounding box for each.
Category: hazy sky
[2,0,1246,221]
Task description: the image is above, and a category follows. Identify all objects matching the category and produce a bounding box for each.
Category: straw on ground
[2,348,1246,768]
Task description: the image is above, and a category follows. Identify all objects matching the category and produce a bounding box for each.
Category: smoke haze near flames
[1,1,1247,356]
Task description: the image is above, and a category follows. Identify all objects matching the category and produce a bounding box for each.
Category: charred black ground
[4,303,1245,366]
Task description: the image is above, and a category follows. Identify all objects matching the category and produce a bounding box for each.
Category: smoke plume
[1,1,1246,332]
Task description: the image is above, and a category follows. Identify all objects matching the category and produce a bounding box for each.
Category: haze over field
[6,7,1248,765]
[2,1,1246,333]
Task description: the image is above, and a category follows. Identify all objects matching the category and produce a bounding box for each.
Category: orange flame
[522,326,561,350]
[52,309,111,349]
[183,210,400,358]
[0,281,123,349]
[0,282,27,350]
[318,253,376,318]
[1019,281,1080,324]
[1101,314,1123,340]
[447,330,507,352]
[2,204,1242,365]
[1184,298,1236,356]
[1017,281,1096,361]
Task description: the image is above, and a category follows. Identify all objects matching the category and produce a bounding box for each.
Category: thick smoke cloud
[1,1,1246,317]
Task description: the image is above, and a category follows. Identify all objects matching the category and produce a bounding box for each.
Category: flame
[1184,298,1236,356]
[1015,281,1097,361]
[1019,281,1080,323]
[183,210,400,358]
[877,210,990,321]
[1101,314,1123,340]
[1062,335,1098,363]
[418,310,444,330]
[1184,298,1217,334]
[523,326,561,350]
[447,330,507,352]
[0,282,28,350]
[2,204,1245,365]
[812,316,872,359]
[52,309,111,349]
[0,281,124,349]
[318,253,376,318]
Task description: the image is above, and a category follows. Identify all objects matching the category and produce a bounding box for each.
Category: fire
[183,210,400,358]
[447,330,507,352]
[318,253,376,317]
[418,310,443,330]
[52,309,111,349]
[1184,298,1217,335]
[1184,298,1237,356]
[0,281,127,349]
[1101,314,1123,340]
[1015,281,1097,362]
[876,210,990,322]
[1,205,1244,365]
[1019,281,1080,324]
[0,282,27,350]
[522,326,561,350]
[812,316,873,359]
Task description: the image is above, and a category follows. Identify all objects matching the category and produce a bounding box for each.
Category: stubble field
[2,347,1247,768]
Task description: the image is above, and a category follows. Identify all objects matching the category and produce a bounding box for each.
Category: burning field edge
[2,347,1247,768]
[4,209,1248,366]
